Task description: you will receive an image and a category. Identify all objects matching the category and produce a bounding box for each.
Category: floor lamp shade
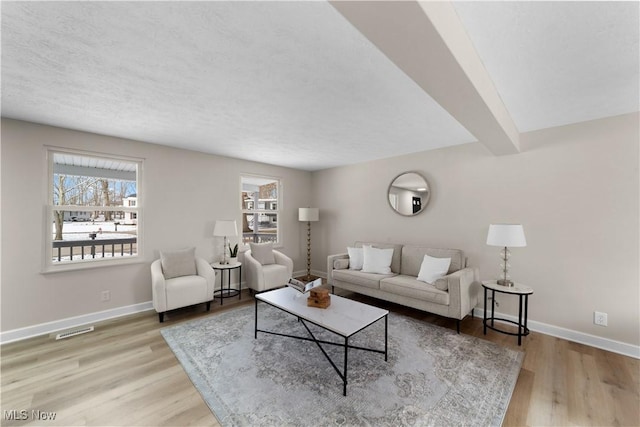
[486,224,526,287]
[298,208,319,222]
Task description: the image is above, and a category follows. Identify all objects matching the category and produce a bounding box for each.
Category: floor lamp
[298,207,319,282]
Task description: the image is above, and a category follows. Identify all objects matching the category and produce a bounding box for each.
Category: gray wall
[311,113,639,346]
[1,118,312,331]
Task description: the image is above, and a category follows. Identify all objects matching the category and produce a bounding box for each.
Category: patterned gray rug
[161,303,523,426]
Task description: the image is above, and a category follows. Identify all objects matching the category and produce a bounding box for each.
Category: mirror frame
[387,171,431,216]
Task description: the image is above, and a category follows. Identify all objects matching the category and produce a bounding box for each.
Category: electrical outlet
[594,311,607,326]
[101,290,111,302]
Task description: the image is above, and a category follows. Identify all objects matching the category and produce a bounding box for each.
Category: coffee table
[254,287,389,396]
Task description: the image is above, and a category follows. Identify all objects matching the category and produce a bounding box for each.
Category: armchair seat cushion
[380,275,450,305]
[165,275,209,311]
[261,264,290,288]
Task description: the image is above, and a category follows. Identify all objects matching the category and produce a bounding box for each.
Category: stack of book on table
[286,277,331,308]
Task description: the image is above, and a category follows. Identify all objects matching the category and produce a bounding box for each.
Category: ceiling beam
[330,0,520,155]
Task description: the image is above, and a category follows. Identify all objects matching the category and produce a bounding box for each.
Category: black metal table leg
[254,298,258,339]
[518,294,523,345]
[490,289,496,327]
[524,294,529,340]
[483,286,488,335]
[384,315,388,362]
[343,336,349,396]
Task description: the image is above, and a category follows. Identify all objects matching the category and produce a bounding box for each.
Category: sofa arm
[446,267,480,320]
[326,253,348,285]
[151,259,167,313]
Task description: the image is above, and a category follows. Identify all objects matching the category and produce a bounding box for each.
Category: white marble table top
[211,261,241,269]
[256,287,388,337]
[482,280,533,295]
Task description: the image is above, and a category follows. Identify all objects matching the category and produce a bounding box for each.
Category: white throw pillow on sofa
[362,246,394,274]
[347,247,364,270]
[417,254,451,284]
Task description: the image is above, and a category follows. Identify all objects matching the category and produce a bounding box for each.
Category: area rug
[161,304,523,426]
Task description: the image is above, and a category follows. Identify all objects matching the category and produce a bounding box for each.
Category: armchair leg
[206,301,211,312]
[159,312,165,323]
[456,319,460,334]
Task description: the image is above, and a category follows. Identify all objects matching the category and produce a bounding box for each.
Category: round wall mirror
[388,172,431,216]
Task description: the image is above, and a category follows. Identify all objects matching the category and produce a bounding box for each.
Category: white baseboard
[0,301,154,345]
[473,308,640,359]
[4,292,636,360]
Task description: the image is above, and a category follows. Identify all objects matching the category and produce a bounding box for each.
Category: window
[241,175,281,245]
[45,148,142,270]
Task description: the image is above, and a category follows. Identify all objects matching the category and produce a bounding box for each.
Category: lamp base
[497,279,514,287]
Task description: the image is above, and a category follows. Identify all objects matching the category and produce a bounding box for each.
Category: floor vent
[55,326,94,340]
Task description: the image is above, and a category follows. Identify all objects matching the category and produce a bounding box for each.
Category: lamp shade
[213,220,238,237]
[298,208,319,222]
[486,224,526,247]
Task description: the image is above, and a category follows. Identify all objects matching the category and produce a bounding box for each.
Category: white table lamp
[213,220,238,264]
[299,208,319,281]
[486,224,526,287]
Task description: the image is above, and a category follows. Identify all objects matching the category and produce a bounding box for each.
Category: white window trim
[240,173,282,249]
[42,146,144,273]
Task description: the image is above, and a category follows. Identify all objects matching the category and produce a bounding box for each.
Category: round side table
[211,262,242,305]
[482,280,533,346]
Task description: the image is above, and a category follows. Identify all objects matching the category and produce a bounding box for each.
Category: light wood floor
[1,290,638,426]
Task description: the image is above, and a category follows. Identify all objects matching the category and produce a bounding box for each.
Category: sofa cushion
[401,246,464,276]
[250,242,275,265]
[417,254,451,284]
[347,247,364,270]
[332,269,395,290]
[380,275,450,305]
[362,246,394,274]
[160,247,197,279]
[355,242,403,273]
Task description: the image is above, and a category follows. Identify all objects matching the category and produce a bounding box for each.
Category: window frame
[240,174,282,248]
[43,146,144,273]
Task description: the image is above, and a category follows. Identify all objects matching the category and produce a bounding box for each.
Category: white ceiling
[2,1,638,171]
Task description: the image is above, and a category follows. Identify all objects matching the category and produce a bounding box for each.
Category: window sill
[41,256,145,274]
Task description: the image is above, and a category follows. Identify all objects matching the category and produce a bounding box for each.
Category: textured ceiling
[452,1,640,132]
[2,1,638,171]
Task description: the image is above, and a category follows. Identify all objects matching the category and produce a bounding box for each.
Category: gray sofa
[327,242,480,332]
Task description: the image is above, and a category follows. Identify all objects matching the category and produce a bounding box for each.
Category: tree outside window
[46,149,142,269]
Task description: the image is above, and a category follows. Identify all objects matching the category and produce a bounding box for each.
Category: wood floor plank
[1,290,638,426]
